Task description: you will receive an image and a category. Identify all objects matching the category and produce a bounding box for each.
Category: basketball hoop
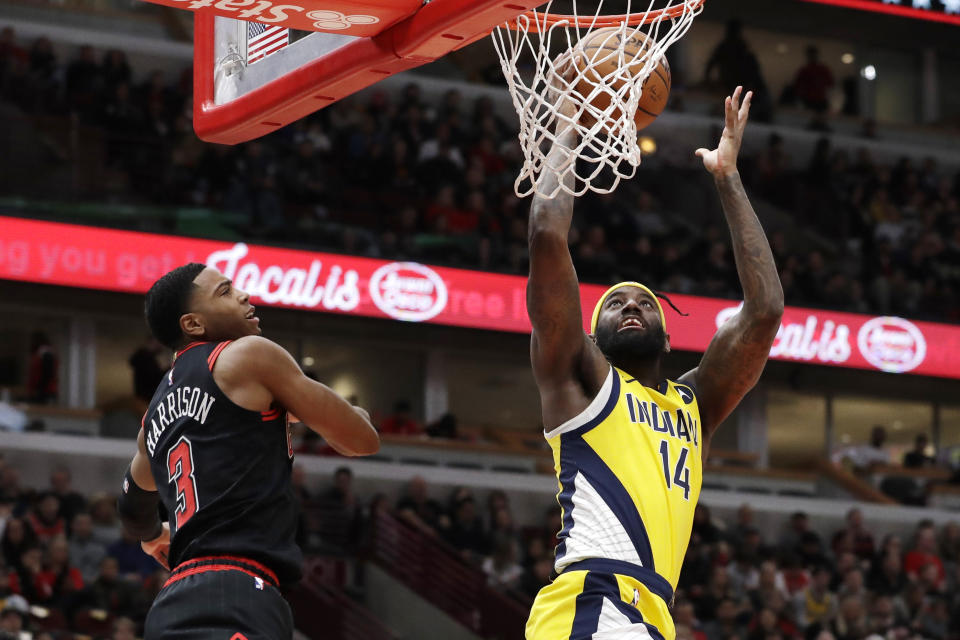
[492,0,706,199]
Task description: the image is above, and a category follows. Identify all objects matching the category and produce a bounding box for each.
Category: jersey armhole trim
[544,367,616,440]
[207,341,233,371]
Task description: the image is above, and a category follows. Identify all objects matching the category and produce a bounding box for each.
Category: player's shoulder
[217,336,291,370]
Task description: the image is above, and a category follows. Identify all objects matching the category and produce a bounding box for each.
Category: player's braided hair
[144,263,207,350]
[653,291,689,318]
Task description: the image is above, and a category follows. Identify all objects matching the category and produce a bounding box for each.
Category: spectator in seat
[904,522,945,590]
[482,538,523,591]
[831,593,868,640]
[49,467,86,527]
[696,565,739,622]
[691,504,721,546]
[26,332,58,404]
[779,511,816,554]
[701,597,746,640]
[444,496,488,564]
[106,529,157,579]
[938,521,960,565]
[519,555,553,601]
[317,467,362,550]
[88,494,121,547]
[0,604,26,640]
[379,400,421,436]
[727,503,760,547]
[0,466,32,513]
[703,20,755,95]
[903,434,936,468]
[837,568,867,608]
[396,476,446,536]
[727,550,760,600]
[917,595,950,640]
[38,535,85,611]
[866,594,905,638]
[793,46,834,113]
[27,493,64,544]
[798,530,829,569]
[830,508,874,561]
[834,426,889,472]
[794,564,836,629]
[749,561,788,611]
[68,512,106,585]
[8,545,51,602]
[128,338,165,405]
[90,556,138,618]
[867,551,906,596]
[111,617,138,640]
[2,517,37,570]
[425,412,458,439]
[672,599,707,640]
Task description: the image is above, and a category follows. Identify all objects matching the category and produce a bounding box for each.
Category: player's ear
[589,333,597,344]
[180,312,205,340]
[663,332,671,354]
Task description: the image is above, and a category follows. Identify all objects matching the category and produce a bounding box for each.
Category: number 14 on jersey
[658,440,691,500]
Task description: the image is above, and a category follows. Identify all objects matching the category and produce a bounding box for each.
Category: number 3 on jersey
[658,439,691,500]
[167,436,199,528]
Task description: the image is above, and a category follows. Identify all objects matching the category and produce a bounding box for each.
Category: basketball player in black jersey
[117,263,379,640]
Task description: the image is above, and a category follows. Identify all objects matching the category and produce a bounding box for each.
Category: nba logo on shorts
[254,577,264,591]
[631,589,639,607]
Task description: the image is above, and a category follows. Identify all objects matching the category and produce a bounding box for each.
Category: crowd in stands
[0,462,160,639]
[2,27,960,324]
[4,449,960,640]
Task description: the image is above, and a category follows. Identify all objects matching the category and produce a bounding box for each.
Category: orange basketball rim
[507,0,707,32]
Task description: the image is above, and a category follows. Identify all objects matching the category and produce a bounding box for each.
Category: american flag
[247,21,289,64]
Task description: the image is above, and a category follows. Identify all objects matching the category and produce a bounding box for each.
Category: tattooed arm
[527,106,608,430]
[679,87,784,445]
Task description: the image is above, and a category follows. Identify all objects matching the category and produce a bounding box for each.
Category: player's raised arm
[681,87,784,442]
[527,121,585,376]
[219,336,380,456]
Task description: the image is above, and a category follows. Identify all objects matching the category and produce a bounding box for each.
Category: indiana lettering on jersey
[624,393,699,448]
[145,386,216,456]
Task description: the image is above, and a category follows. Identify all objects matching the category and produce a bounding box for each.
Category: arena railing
[289,556,399,640]
[368,509,528,640]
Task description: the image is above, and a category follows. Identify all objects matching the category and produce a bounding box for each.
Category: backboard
[188,0,544,144]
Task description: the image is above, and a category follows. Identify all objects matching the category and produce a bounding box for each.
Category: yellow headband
[589,282,666,335]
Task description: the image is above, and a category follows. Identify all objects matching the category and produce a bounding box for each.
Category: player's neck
[611,357,661,388]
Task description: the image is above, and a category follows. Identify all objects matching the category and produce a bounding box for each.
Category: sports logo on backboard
[306,9,379,30]
[369,262,448,322]
[857,316,926,374]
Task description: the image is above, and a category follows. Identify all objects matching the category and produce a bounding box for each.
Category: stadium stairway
[289,557,400,640]
[365,511,528,640]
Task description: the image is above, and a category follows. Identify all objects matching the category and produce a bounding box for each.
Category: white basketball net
[492,0,704,199]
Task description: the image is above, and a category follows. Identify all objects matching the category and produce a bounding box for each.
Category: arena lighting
[798,0,960,26]
[862,64,877,80]
[841,52,855,64]
[302,356,316,367]
[0,215,955,379]
[639,136,657,154]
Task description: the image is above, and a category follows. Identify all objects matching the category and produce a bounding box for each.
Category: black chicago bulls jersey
[142,340,302,584]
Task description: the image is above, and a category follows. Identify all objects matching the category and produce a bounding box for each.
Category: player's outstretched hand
[695,86,752,178]
[142,523,171,570]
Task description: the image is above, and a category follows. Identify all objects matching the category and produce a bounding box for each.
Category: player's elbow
[528,223,567,250]
[342,430,380,457]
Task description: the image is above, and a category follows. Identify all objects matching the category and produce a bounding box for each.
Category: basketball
[573,28,671,131]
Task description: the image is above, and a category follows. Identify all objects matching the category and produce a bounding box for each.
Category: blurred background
[1,0,960,638]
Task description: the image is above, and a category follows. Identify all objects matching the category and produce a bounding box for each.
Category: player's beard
[595,323,667,363]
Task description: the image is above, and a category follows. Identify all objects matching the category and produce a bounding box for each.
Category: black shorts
[145,556,293,640]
